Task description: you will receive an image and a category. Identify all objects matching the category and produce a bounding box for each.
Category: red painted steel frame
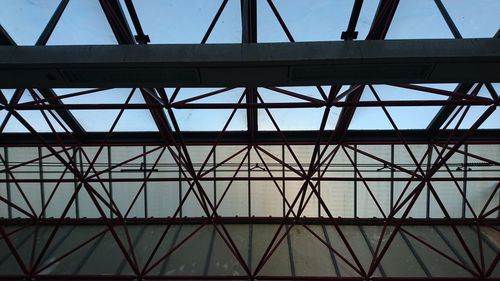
[1,0,500,280]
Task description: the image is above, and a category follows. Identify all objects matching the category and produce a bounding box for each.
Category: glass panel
[0,226,29,274]
[67,110,111,132]
[77,227,134,275]
[216,181,248,216]
[285,177,318,217]
[4,110,67,132]
[258,87,339,131]
[392,145,429,218]
[444,84,500,129]
[387,0,454,39]
[290,225,337,276]
[325,225,382,277]
[429,181,462,218]
[439,225,499,273]
[145,146,179,218]
[0,150,7,218]
[215,145,249,216]
[171,88,247,131]
[206,225,247,275]
[5,147,41,218]
[110,146,145,217]
[0,89,15,101]
[42,226,102,274]
[258,107,338,131]
[63,88,159,132]
[204,0,242,44]
[353,145,392,218]
[442,0,500,38]
[161,224,211,275]
[173,108,247,131]
[351,84,456,130]
[251,181,282,217]
[0,0,59,45]
[54,88,141,104]
[113,110,159,132]
[365,225,427,277]
[77,146,110,218]
[253,224,292,275]
[133,0,240,44]
[47,0,117,45]
[133,225,182,274]
[3,89,67,132]
[466,144,500,218]
[321,181,354,217]
[41,146,77,218]
[355,0,379,40]
[259,86,327,102]
[258,0,352,42]
[172,88,244,104]
[402,225,473,277]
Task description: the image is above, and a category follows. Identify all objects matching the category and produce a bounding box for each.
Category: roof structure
[0,0,499,280]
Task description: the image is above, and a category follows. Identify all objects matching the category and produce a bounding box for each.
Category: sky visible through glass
[0,0,499,132]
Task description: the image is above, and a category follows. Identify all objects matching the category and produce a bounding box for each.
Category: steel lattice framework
[0,0,499,280]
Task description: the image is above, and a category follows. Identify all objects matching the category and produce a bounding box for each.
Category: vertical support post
[354,144,357,218]
[108,146,113,218]
[143,145,148,218]
[77,148,84,218]
[282,144,286,217]
[390,144,394,209]
[317,148,321,217]
[248,223,253,272]
[178,166,182,218]
[4,147,12,218]
[213,148,217,208]
[38,146,45,218]
[242,0,258,146]
[462,144,468,218]
[248,146,251,217]
[426,144,433,218]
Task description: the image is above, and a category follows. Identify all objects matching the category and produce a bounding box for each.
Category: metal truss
[0,0,499,280]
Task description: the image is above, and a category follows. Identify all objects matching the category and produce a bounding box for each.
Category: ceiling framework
[0,0,499,280]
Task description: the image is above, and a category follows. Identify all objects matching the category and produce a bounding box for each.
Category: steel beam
[1,129,498,146]
[0,39,499,88]
[242,0,258,142]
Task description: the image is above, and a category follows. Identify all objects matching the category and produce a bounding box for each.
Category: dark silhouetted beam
[0,39,499,88]
[242,0,258,142]
[0,130,499,146]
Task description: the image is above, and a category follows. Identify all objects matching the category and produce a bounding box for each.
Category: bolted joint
[135,34,150,44]
[341,30,358,40]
